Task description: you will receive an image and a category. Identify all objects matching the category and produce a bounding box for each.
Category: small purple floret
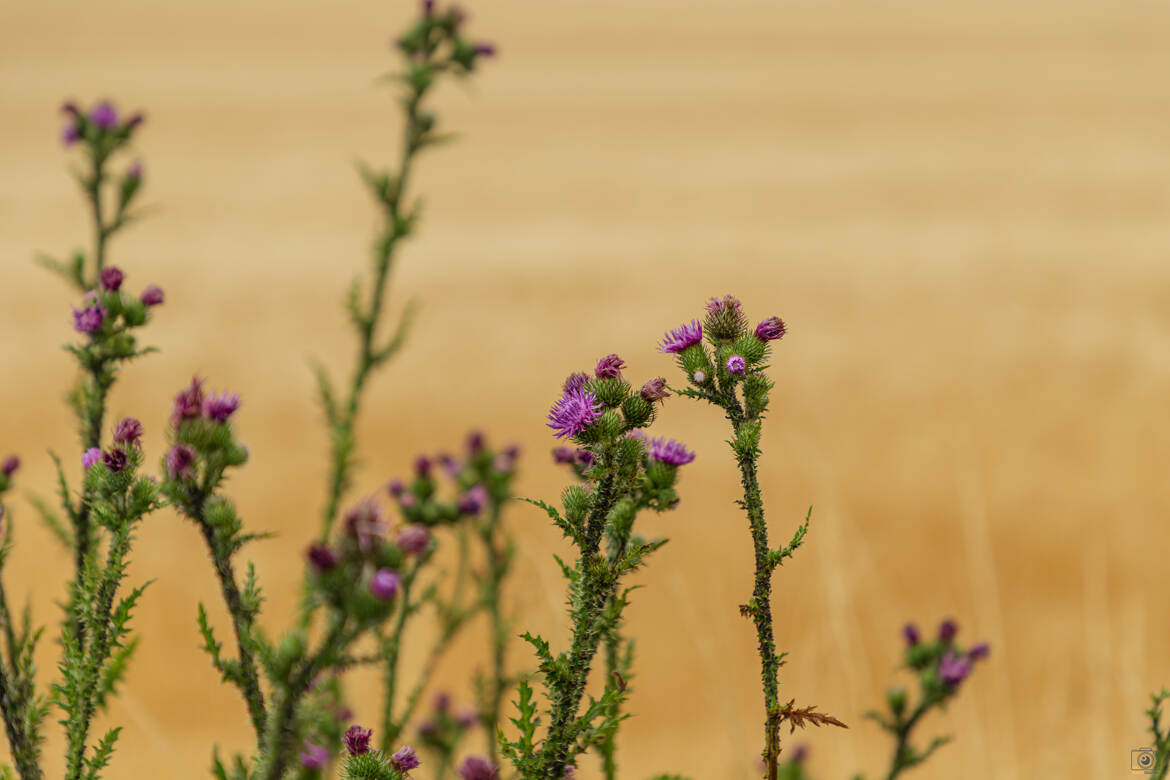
[307,543,339,573]
[342,725,373,756]
[61,123,80,146]
[658,320,703,353]
[171,377,204,426]
[562,372,590,393]
[140,285,165,306]
[458,756,499,780]
[938,619,958,644]
[102,448,128,474]
[73,303,106,334]
[113,417,144,446]
[370,569,401,601]
[82,448,102,470]
[938,649,971,686]
[203,391,240,423]
[594,353,626,379]
[387,479,405,497]
[902,623,920,646]
[127,160,143,180]
[726,355,746,375]
[166,443,196,480]
[969,642,991,661]
[458,484,488,516]
[397,523,431,556]
[414,455,433,478]
[646,436,695,466]
[344,498,387,552]
[547,388,602,439]
[755,316,786,341]
[1,456,18,477]
[89,101,119,130]
[639,377,670,403]
[100,266,124,291]
[299,741,329,769]
[390,745,421,771]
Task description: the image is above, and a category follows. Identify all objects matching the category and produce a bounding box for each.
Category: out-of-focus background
[2,0,1169,777]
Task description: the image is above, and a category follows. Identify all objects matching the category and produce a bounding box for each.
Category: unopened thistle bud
[458,755,499,780]
[397,523,431,556]
[140,285,165,306]
[639,377,670,403]
[100,266,124,291]
[458,484,488,515]
[165,443,196,480]
[703,294,747,339]
[0,456,18,477]
[307,543,339,573]
[113,417,143,446]
[390,745,421,771]
[938,618,958,644]
[755,316,786,341]
[595,353,626,379]
[562,371,590,393]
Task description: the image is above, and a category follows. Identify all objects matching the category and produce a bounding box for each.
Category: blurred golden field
[2,0,1170,777]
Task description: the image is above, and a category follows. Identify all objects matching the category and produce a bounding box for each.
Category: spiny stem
[480,501,509,765]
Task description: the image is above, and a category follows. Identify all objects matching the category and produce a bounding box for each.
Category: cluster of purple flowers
[387,432,518,526]
[60,99,144,148]
[81,417,144,475]
[902,618,990,688]
[169,377,239,428]
[71,265,164,337]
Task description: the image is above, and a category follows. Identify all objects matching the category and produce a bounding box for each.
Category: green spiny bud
[703,294,748,340]
[887,687,907,717]
[732,420,761,459]
[224,442,249,467]
[597,409,625,440]
[743,373,773,419]
[122,298,147,327]
[677,342,713,379]
[563,484,590,525]
[644,458,677,489]
[731,333,767,364]
[620,395,652,428]
[590,377,630,409]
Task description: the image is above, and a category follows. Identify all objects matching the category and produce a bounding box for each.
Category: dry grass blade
[778,699,849,734]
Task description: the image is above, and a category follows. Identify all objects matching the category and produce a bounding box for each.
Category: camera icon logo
[1132,747,1157,773]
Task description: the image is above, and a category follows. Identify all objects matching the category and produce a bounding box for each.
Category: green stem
[480,501,509,766]
[0,577,42,780]
[885,703,928,780]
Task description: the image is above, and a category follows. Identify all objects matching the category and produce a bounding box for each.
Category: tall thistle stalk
[502,355,691,779]
[662,297,843,779]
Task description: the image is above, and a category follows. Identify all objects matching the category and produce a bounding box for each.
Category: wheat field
[2,1,1168,777]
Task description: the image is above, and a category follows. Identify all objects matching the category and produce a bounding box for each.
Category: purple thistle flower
[440,454,462,478]
[165,443,196,480]
[72,303,106,334]
[657,320,703,353]
[576,449,596,468]
[203,390,240,423]
[458,484,488,516]
[725,355,747,375]
[397,523,431,556]
[100,266,124,291]
[344,498,387,552]
[170,377,205,426]
[902,623,920,646]
[434,692,451,713]
[414,455,433,478]
[704,294,747,338]
[969,642,991,661]
[423,0,435,15]
[938,649,971,687]
[140,285,165,306]
[562,372,590,393]
[492,452,514,472]
[370,568,402,601]
[755,316,787,342]
[1,456,18,477]
[306,543,339,574]
[546,388,602,439]
[594,353,626,379]
[466,430,485,455]
[127,160,143,180]
[299,741,330,769]
[639,377,670,403]
[342,725,373,756]
[473,42,497,57]
[646,436,695,466]
[89,101,118,130]
[390,745,421,772]
[113,417,144,446]
[458,756,499,780]
[102,447,128,474]
[61,101,81,119]
[938,618,958,644]
[124,113,145,131]
[82,448,102,470]
[387,478,405,497]
[552,447,577,465]
[705,294,742,316]
[456,708,478,728]
[61,122,81,146]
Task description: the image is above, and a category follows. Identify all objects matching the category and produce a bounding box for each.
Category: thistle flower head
[594,353,626,379]
[466,430,486,455]
[969,642,991,661]
[458,756,499,780]
[73,303,106,334]
[646,436,695,466]
[639,377,670,403]
[902,623,920,646]
[456,708,478,728]
[165,443,196,480]
[89,101,118,129]
[725,355,747,375]
[140,285,165,306]
[387,478,405,497]
[458,484,488,516]
[704,294,747,339]
[82,448,102,470]
[397,523,431,556]
[552,447,577,465]
[414,455,433,478]
[938,649,971,686]
[562,372,590,393]
[306,543,339,573]
[0,456,18,477]
[171,376,205,426]
[299,740,329,769]
[342,725,373,756]
[390,745,421,772]
[691,369,708,384]
[547,388,602,439]
[102,448,128,474]
[113,417,144,446]
[61,122,80,146]
[100,266,124,291]
[370,568,401,601]
[658,320,703,353]
[755,316,786,342]
[938,618,958,644]
[203,390,240,423]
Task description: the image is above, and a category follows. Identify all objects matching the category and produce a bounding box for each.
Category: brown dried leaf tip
[738,603,753,618]
[778,699,849,734]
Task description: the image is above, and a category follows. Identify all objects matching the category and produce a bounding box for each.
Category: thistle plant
[662,296,844,778]
[502,357,692,779]
[853,620,989,780]
[1143,688,1170,779]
